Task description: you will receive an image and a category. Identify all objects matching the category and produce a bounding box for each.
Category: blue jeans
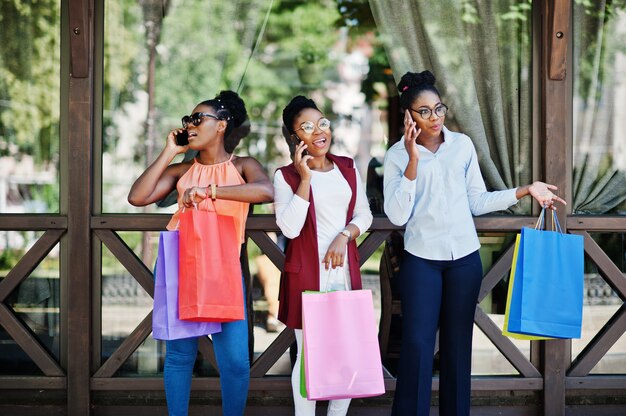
[164,283,249,416]
[391,250,483,416]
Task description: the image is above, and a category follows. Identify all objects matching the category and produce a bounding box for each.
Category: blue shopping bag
[502,234,554,340]
[507,209,584,339]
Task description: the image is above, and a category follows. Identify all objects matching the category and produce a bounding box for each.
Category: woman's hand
[182,186,209,208]
[293,140,312,182]
[322,233,350,270]
[166,128,190,153]
[403,109,421,161]
[527,181,566,210]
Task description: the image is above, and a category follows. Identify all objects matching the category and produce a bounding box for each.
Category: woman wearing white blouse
[384,71,566,416]
[273,96,372,416]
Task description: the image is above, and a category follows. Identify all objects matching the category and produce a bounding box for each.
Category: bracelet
[211,183,217,200]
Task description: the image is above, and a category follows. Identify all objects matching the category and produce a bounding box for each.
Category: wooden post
[542,1,571,415]
[67,0,93,414]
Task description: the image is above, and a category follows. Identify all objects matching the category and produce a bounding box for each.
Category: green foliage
[29,183,59,213]
[461,0,481,24]
[500,1,531,22]
[0,0,60,164]
[574,0,626,102]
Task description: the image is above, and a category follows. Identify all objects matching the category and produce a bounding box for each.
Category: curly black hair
[282,95,319,134]
[397,70,440,111]
[199,90,248,139]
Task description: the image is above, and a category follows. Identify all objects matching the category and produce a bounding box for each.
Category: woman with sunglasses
[383,71,565,416]
[128,90,273,416]
[273,96,373,416]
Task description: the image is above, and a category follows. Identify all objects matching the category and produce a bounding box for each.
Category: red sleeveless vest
[277,154,362,329]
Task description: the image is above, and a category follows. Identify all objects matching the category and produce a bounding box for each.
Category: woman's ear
[217,120,228,134]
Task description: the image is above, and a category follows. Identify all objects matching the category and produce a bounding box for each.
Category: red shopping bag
[178,205,244,322]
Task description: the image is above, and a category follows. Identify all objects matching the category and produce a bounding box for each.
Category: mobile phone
[292,135,308,156]
[175,130,189,146]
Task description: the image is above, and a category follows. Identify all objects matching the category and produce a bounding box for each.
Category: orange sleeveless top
[166,155,249,250]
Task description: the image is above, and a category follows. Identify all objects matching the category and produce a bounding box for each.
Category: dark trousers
[391,250,483,416]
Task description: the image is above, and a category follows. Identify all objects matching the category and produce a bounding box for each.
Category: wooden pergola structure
[0,1,625,415]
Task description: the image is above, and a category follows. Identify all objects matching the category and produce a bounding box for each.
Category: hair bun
[397,70,436,93]
[282,95,319,134]
[215,90,247,128]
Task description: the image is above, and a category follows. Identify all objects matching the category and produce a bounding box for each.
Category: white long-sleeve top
[273,163,373,290]
[383,126,520,261]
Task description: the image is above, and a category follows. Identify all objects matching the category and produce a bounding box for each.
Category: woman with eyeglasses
[383,71,565,416]
[128,90,273,416]
[273,96,373,416]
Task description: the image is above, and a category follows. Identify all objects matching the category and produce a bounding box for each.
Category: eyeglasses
[181,112,221,128]
[409,104,448,120]
[294,118,331,136]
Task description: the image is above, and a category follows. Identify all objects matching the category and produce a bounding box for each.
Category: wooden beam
[474,308,541,378]
[0,216,67,230]
[571,231,626,299]
[0,304,65,376]
[88,375,543,392]
[95,230,154,298]
[548,0,570,80]
[567,216,626,231]
[90,214,544,233]
[474,217,538,231]
[541,1,571,414]
[0,405,66,416]
[249,328,295,378]
[68,0,89,77]
[568,306,626,377]
[477,241,515,303]
[0,377,66,389]
[198,337,219,373]
[93,313,152,378]
[91,215,170,231]
[66,75,92,416]
[246,230,285,270]
[566,376,626,390]
[66,0,94,411]
[358,231,391,267]
[0,229,65,301]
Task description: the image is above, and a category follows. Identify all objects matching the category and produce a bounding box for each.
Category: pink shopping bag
[301,289,385,400]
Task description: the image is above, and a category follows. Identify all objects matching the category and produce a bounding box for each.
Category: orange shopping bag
[178,204,244,322]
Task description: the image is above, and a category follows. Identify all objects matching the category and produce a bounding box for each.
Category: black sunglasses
[181,112,221,128]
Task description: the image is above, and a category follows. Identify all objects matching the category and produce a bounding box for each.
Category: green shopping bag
[300,340,307,398]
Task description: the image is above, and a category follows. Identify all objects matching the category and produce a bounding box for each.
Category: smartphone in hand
[293,136,308,156]
[175,130,189,146]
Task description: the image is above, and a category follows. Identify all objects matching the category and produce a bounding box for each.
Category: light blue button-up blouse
[383,126,519,261]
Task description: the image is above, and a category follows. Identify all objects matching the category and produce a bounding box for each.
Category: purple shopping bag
[152,230,221,340]
[302,289,385,400]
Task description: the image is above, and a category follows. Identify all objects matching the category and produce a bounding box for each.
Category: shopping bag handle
[534,208,546,230]
[550,209,563,233]
[321,252,350,293]
[175,198,216,230]
[534,207,563,233]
